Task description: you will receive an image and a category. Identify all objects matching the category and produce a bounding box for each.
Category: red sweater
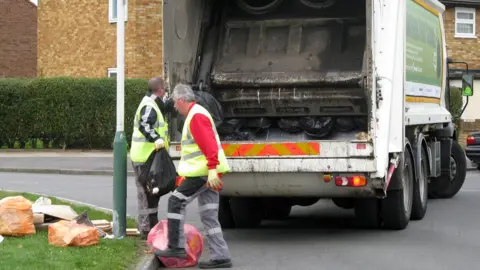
[187,102,219,170]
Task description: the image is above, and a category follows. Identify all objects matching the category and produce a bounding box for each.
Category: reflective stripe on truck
[222,142,320,157]
[168,141,373,159]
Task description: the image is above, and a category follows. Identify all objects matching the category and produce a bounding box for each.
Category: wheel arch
[405,138,417,187]
[388,137,416,191]
[413,133,431,182]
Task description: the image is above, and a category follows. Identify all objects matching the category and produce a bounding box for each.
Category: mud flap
[386,154,404,191]
[429,138,452,194]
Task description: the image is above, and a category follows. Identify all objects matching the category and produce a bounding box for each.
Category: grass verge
[0,190,142,270]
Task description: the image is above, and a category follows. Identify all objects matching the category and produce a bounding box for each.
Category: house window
[108,68,117,78]
[109,0,128,23]
[455,7,476,38]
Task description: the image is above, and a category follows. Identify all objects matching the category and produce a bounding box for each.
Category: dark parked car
[465,132,480,169]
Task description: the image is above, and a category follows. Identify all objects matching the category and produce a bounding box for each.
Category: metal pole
[113,0,127,239]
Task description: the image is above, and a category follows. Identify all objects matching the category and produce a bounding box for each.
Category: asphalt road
[1,171,480,270]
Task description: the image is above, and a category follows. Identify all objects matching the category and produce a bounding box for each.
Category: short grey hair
[148,77,164,92]
[172,83,196,102]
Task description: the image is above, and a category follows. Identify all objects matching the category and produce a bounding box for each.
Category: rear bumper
[170,158,379,197]
[220,172,378,197]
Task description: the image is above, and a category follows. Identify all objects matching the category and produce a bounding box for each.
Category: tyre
[263,198,292,220]
[235,0,284,15]
[332,198,355,209]
[429,140,467,198]
[230,197,264,228]
[381,148,414,230]
[218,197,235,229]
[354,198,381,229]
[292,197,320,207]
[411,146,428,220]
[300,0,337,9]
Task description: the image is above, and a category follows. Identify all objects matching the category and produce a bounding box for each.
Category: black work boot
[198,259,233,269]
[154,247,188,259]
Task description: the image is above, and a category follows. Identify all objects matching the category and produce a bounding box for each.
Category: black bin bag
[194,90,224,128]
[148,148,177,197]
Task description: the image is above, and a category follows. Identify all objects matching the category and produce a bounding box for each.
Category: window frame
[108,68,117,78]
[109,0,128,24]
[455,7,476,38]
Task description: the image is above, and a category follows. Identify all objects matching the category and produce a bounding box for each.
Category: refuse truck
[163,0,475,230]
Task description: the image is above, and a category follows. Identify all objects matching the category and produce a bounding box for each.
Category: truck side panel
[404,0,451,126]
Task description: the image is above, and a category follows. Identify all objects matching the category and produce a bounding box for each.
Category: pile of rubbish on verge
[0,195,139,247]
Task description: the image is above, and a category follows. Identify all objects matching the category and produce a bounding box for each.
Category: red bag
[147,220,204,268]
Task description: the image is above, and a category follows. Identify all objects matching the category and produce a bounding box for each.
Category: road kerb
[0,168,135,176]
[136,254,161,270]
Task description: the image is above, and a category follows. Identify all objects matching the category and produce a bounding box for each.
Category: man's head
[148,77,165,98]
[172,83,196,116]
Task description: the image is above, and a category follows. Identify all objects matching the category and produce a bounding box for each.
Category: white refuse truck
[163,0,474,230]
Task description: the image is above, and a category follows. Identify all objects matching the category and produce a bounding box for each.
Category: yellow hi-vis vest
[177,104,230,177]
[130,96,169,164]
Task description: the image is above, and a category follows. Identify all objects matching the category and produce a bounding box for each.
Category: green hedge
[0,77,148,149]
[449,86,464,122]
[0,78,465,150]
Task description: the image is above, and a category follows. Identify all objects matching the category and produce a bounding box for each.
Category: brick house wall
[0,0,37,78]
[440,1,480,145]
[443,6,480,70]
[37,0,163,78]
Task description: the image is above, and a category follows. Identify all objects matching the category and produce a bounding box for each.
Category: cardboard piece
[92,220,110,226]
[33,213,44,224]
[35,222,53,231]
[32,205,78,221]
[91,220,112,233]
[127,228,140,236]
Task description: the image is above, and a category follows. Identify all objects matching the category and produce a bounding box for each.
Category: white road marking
[0,152,113,158]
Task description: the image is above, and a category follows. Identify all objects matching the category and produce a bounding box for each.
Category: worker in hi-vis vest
[155,84,233,269]
[130,77,172,239]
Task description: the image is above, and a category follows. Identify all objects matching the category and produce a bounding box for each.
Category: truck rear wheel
[429,140,467,199]
[263,198,292,220]
[291,197,320,207]
[218,197,235,229]
[230,197,264,228]
[411,146,428,220]
[333,198,355,209]
[354,199,381,229]
[381,149,414,230]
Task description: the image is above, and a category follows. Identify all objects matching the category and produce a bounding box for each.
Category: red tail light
[335,175,367,187]
[467,136,476,145]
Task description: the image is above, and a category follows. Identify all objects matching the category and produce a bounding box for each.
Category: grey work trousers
[167,176,231,261]
[133,161,160,233]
